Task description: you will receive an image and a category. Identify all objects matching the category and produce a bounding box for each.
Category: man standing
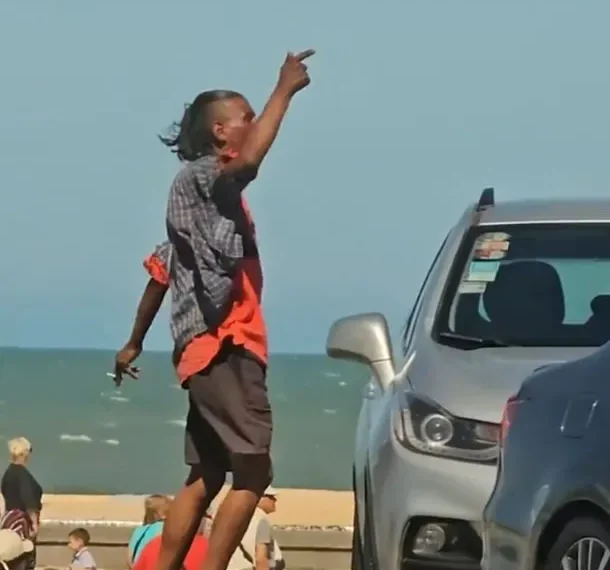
[153,51,314,570]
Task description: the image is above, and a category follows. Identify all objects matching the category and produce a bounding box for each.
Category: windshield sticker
[475,239,509,252]
[473,234,510,261]
[466,260,500,282]
[478,232,510,241]
[458,281,487,294]
[474,248,508,261]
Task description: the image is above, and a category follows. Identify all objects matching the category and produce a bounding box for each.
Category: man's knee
[231,453,272,494]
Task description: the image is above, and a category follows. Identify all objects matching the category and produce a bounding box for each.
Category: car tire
[544,517,610,570]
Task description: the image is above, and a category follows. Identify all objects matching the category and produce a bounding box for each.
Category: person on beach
[227,486,283,570]
[133,518,209,570]
[149,50,314,570]
[0,529,35,570]
[68,527,97,570]
[0,438,42,570]
[128,495,173,568]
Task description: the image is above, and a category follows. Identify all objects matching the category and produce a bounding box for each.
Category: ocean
[0,348,367,494]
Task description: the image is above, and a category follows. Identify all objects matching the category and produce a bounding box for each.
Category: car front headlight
[392,390,499,463]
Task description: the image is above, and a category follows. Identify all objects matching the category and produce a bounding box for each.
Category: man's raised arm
[224,50,315,182]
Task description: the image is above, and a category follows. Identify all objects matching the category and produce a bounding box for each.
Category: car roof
[476,198,610,225]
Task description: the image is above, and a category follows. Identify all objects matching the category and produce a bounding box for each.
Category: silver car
[326,190,610,570]
[483,342,610,570]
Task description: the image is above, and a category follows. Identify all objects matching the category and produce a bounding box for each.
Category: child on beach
[127,494,172,567]
[68,528,96,570]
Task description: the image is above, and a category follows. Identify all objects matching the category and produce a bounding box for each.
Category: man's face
[212,96,256,156]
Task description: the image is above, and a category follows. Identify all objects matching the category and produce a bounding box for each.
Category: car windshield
[437,224,610,347]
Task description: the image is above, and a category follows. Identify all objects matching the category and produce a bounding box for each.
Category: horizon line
[0,345,326,356]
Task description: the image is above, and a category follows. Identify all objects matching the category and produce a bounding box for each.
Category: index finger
[295,49,315,62]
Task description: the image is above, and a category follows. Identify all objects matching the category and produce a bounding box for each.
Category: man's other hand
[113,343,141,386]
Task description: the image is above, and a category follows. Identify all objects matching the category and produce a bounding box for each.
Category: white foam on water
[338,381,347,387]
[103,439,120,446]
[323,408,338,415]
[166,419,187,427]
[100,389,129,403]
[323,371,341,378]
[101,421,117,429]
[60,434,92,443]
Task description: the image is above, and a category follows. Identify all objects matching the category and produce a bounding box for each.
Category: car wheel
[544,517,610,570]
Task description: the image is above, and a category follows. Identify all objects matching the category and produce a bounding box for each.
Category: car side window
[402,233,449,354]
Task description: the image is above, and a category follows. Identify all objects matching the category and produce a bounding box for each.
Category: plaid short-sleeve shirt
[166,155,254,350]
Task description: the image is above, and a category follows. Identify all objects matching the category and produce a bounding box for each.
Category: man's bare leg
[201,488,261,570]
[156,468,224,570]
[201,454,271,570]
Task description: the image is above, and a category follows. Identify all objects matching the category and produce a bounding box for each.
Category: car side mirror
[326,312,395,391]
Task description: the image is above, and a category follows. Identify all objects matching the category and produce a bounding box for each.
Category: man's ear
[211,121,228,143]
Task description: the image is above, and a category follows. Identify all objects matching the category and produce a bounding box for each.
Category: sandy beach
[17,488,353,528]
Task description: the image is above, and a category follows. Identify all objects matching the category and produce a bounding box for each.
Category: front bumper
[369,430,497,570]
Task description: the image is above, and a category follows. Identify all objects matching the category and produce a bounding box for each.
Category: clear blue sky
[1,1,610,353]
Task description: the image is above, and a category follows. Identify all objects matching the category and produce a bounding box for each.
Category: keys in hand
[113,344,141,387]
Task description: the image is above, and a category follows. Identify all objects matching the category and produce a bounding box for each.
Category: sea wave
[60,434,92,443]
[323,408,338,415]
[100,390,129,403]
[323,371,341,378]
[103,439,120,446]
[166,419,186,427]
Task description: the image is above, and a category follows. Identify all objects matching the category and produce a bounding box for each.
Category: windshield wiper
[437,331,508,348]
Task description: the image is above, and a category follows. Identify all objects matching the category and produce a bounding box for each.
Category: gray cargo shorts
[183,340,273,487]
